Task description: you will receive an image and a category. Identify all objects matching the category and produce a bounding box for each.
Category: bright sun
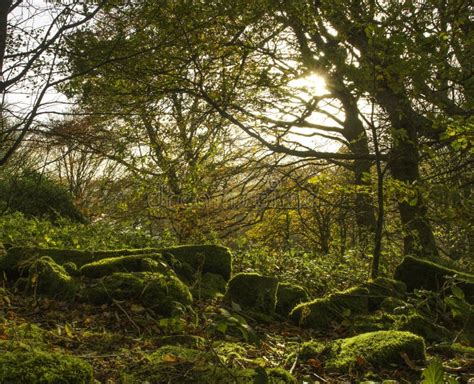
[288,73,327,96]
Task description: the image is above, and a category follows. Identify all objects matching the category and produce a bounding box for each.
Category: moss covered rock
[79,254,169,278]
[394,256,474,302]
[0,244,232,281]
[224,273,278,314]
[192,272,227,300]
[162,244,232,280]
[127,345,295,384]
[80,272,192,315]
[26,257,78,300]
[379,296,408,311]
[301,330,425,372]
[363,277,406,311]
[0,350,93,383]
[394,313,453,343]
[290,286,369,330]
[275,283,309,317]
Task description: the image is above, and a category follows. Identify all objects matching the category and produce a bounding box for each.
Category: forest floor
[1,286,473,384]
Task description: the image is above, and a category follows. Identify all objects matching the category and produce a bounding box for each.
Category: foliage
[0,171,85,222]
[0,212,159,249]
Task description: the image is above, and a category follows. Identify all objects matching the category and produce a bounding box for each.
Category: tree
[0,0,104,166]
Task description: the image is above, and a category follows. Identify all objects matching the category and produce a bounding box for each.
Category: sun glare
[288,73,327,96]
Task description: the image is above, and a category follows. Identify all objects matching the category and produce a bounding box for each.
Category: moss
[162,244,232,280]
[275,282,309,317]
[363,277,407,311]
[430,342,474,357]
[80,271,192,315]
[62,262,79,277]
[26,257,78,300]
[0,244,232,281]
[380,296,407,311]
[300,340,329,361]
[158,335,205,349]
[224,273,278,314]
[351,312,397,334]
[394,313,453,343]
[302,331,425,372]
[79,254,169,278]
[290,286,369,330]
[394,256,474,302]
[0,350,93,383]
[192,272,227,300]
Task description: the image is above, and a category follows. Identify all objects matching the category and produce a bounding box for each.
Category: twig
[112,299,141,335]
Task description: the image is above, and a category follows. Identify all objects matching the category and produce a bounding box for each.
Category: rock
[79,254,169,278]
[300,330,426,372]
[80,271,192,315]
[351,313,397,334]
[362,277,407,311]
[394,256,474,303]
[290,286,369,330]
[0,244,233,281]
[394,313,453,343]
[379,296,408,311]
[0,350,93,383]
[224,273,278,314]
[275,283,309,317]
[192,272,227,300]
[62,262,79,277]
[161,245,232,280]
[26,256,78,300]
[127,345,296,383]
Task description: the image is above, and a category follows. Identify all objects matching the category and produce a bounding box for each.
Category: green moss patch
[275,282,309,317]
[0,350,93,383]
[301,331,425,373]
[80,271,192,315]
[363,277,406,311]
[192,272,227,300]
[224,273,278,314]
[290,286,369,330]
[79,254,169,278]
[162,244,232,280]
[26,256,78,300]
[394,256,474,302]
[394,313,453,343]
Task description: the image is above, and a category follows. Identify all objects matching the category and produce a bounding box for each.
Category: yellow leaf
[64,324,74,338]
[161,354,178,363]
[130,304,145,313]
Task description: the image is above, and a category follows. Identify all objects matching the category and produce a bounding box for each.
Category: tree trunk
[389,132,438,258]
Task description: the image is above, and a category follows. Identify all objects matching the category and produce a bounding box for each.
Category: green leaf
[451,285,465,300]
[421,358,444,384]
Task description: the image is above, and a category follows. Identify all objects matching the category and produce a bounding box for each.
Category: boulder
[290,286,369,330]
[362,277,406,311]
[192,272,227,300]
[80,271,192,315]
[275,283,309,317]
[161,245,232,280]
[394,256,474,303]
[394,313,453,343]
[25,256,78,300]
[300,330,425,372]
[0,244,233,281]
[224,273,278,314]
[79,254,169,278]
[0,350,93,383]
